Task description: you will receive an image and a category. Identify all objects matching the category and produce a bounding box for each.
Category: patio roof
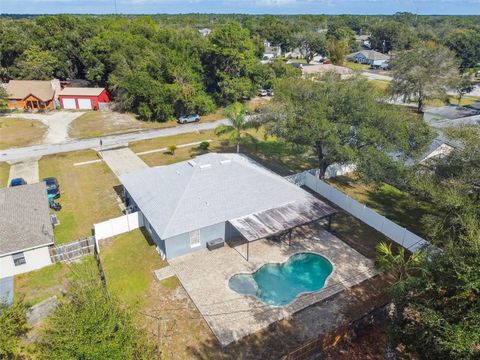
[228,196,337,242]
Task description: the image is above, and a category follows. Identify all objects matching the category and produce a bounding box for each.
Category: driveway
[4,111,84,144]
[0,119,229,162]
[361,71,393,82]
[8,158,40,184]
[99,147,148,177]
[0,277,13,306]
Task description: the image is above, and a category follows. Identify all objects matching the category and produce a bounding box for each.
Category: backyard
[14,255,97,306]
[0,117,47,149]
[327,174,435,238]
[39,150,122,244]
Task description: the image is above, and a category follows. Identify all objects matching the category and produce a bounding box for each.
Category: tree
[412,126,480,247]
[292,31,328,64]
[389,43,461,113]
[369,21,418,53]
[214,102,258,153]
[38,272,155,359]
[453,73,475,105]
[0,301,29,359]
[12,45,59,80]
[445,28,480,70]
[386,245,480,360]
[264,76,431,179]
[327,39,348,65]
[0,87,8,113]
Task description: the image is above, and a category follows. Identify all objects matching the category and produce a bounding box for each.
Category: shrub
[168,144,177,155]
[198,141,210,151]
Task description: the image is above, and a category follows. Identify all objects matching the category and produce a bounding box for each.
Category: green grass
[14,255,97,306]
[0,161,9,187]
[39,150,122,244]
[328,175,435,238]
[100,229,166,307]
[344,61,371,71]
[368,79,390,93]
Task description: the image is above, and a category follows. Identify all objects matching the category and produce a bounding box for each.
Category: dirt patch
[0,118,47,149]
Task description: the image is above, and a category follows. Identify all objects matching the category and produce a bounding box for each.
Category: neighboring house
[5,79,60,110]
[355,34,371,49]
[198,28,212,37]
[263,40,282,59]
[301,64,354,80]
[58,87,111,110]
[348,50,390,68]
[285,48,303,59]
[120,153,336,260]
[0,183,54,279]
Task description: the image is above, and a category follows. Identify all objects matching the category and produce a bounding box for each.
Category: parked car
[258,89,268,96]
[267,89,274,96]
[178,114,201,124]
[49,199,62,211]
[9,178,26,187]
[43,177,60,199]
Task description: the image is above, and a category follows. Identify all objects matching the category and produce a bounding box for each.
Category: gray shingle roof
[0,183,54,256]
[120,153,332,239]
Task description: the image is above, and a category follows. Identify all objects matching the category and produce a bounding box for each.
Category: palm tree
[215,102,259,153]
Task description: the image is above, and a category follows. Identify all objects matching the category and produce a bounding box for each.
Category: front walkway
[98,147,148,177]
[169,223,377,346]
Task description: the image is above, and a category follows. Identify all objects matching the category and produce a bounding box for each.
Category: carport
[228,196,337,261]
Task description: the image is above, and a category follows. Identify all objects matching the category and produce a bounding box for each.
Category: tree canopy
[263,75,431,179]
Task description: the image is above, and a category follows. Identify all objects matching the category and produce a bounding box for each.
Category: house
[263,40,282,60]
[58,87,111,110]
[4,79,60,110]
[0,183,54,279]
[120,153,336,260]
[355,34,371,49]
[347,50,390,68]
[198,28,212,37]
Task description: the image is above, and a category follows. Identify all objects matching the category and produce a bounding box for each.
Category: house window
[12,252,26,266]
[189,230,201,248]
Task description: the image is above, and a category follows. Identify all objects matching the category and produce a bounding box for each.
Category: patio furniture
[207,238,224,251]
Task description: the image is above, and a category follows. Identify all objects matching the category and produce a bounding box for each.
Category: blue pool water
[229,253,333,306]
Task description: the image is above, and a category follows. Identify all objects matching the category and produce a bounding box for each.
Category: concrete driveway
[99,147,148,177]
[4,111,84,144]
[8,158,40,184]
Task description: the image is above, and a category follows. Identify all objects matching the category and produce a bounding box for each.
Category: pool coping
[226,251,336,308]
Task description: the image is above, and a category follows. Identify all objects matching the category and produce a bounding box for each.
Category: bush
[168,144,177,155]
[0,301,29,359]
[198,141,210,151]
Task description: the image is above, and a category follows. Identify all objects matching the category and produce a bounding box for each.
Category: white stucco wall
[0,246,53,279]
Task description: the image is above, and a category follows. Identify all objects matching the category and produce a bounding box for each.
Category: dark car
[43,177,60,199]
[178,114,201,124]
[9,178,27,187]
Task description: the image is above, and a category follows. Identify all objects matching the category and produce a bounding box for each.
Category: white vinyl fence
[94,212,144,248]
[287,170,430,253]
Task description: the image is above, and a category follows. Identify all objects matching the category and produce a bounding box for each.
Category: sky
[1,0,479,15]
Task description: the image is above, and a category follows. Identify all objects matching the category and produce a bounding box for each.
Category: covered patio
[228,197,337,261]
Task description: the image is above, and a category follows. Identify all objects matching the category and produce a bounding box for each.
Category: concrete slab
[0,276,13,306]
[169,223,377,346]
[98,147,148,177]
[8,158,39,184]
[154,266,175,281]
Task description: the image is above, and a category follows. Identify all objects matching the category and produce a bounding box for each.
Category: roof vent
[220,159,231,165]
[200,164,211,170]
[187,160,197,167]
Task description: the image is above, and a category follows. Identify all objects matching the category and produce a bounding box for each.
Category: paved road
[361,71,393,82]
[0,119,229,162]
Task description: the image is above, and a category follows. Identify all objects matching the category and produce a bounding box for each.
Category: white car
[178,114,201,124]
[258,89,268,97]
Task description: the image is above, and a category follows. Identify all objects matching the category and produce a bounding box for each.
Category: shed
[59,87,110,110]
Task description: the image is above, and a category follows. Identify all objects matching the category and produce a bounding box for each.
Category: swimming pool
[228,252,333,306]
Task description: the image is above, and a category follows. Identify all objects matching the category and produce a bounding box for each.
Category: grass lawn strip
[39,150,122,244]
[0,162,10,187]
[0,117,47,149]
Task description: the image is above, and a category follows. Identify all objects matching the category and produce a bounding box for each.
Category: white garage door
[62,98,77,109]
[77,98,92,110]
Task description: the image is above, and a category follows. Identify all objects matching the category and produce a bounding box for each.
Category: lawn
[0,161,9,187]
[368,79,390,93]
[133,128,317,175]
[344,61,371,71]
[100,229,166,307]
[327,174,435,238]
[425,95,479,107]
[0,117,47,149]
[39,150,122,244]
[14,255,97,306]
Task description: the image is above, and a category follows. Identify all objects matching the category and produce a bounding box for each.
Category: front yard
[0,117,47,149]
[0,161,9,187]
[39,150,122,244]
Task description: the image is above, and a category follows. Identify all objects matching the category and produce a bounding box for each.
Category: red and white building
[58,87,111,110]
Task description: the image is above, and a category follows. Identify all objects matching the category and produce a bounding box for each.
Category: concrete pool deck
[169,223,378,346]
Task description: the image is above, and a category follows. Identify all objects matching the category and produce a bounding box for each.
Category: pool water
[229,252,333,306]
